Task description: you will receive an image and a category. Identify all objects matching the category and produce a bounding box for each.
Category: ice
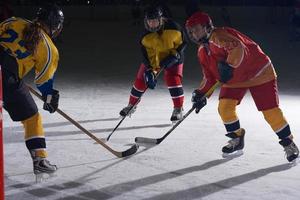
[3,15,300,200]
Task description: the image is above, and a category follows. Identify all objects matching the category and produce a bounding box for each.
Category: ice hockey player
[0,3,64,180]
[120,5,187,122]
[185,11,299,163]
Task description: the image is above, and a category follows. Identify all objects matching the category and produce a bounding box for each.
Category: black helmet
[145,6,163,20]
[144,6,164,32]
[36,4,64,38]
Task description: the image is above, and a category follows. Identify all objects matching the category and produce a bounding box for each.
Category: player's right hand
[191,89,207,113]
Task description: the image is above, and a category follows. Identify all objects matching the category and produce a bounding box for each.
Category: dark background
[2,0,300,6]
[1,0,300,93]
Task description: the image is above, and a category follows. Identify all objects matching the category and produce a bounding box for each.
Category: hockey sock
[165,75,184,108]
[262,107,292,140]
[129,79,146,105]
[218,99,240,133]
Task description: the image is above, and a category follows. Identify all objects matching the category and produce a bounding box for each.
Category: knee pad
[22,112,44,140]
[218,99,239,123]
[164,74,182,86]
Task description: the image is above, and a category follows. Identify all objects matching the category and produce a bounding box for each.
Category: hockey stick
[28,86,139,158]
[106,67,165,141]
[135,81,221,144]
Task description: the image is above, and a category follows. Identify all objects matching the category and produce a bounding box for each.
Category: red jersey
[197,27,276,94]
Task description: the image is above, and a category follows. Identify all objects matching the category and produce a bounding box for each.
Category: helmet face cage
[144,17,163,32]
[144,7,163,32]
[186,24,211,45]
[186,25,214,45]
[50,10,64,37]
[186,26,201,45]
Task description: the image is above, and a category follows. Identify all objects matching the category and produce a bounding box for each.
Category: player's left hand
[160,53,180,69]
[42,89,59,113]
[217,61,233,83]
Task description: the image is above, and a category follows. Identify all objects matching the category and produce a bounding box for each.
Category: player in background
[0,4,63,178]
[185,11,299,163]
[120,5,187,122]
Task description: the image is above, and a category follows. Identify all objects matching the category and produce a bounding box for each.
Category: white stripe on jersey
[1,17,17,25]
[35,34,52,83]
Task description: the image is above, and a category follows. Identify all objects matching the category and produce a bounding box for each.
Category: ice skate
[33,157,57,183]
[279,138,299,165]
[222,128,245,158]
[170,107,183,123]
[119,104,137,117]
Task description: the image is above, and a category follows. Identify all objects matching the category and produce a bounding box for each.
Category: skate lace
[283,143,298,157]
[226,138,240,148]
[44,159,51,166]
[124,105,135,114]
[172,108,182,116]
[42,159,56,168]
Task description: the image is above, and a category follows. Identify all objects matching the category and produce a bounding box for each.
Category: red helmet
[185,11,214,45]
[185,11,212,28]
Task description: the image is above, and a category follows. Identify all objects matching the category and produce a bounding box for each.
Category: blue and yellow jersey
[0,17,59,93]
[140,19,186,69]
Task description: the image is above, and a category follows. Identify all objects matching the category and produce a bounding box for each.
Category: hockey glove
[160,54,180,69]
[42,89,59,113]
[191,89,207,114]
[144,69,157,89]
[217,61,233,83]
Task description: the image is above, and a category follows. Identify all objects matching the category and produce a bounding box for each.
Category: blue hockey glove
[217,61,233,83]
[42,89,59,113]
[144,69,157,89]
[191,89,207,114]
[160,54,180,69]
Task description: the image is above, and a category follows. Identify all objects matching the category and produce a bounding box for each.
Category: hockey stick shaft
[135,81,221,144]
[28,86,139,158]
[106,67,165,141]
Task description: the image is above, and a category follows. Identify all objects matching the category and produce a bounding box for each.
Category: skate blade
[119,114,132,119]
[222,150,244,159]
[35,172,57,183]
[171,119,181,125]
[171,121,178,125]
[289,157,300,167]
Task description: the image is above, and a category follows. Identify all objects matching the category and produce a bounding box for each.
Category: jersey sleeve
[0,17,16,34]
[171,22,187,59]
[140,42,152,69]
[197,48,218,97]
[34,33,59,95]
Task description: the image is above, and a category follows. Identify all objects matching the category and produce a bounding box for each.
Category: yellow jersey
[0,17,59,88]
[140,19,186,69]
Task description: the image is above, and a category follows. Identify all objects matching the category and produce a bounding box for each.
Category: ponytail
[22,20,42,54]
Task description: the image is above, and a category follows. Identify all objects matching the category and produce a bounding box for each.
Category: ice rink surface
[3,17,300,199]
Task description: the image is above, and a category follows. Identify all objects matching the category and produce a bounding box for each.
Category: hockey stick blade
[28,85,139,158]
[134,107,194,145]
[135,137,159,144]
[134,81,221,145]
[122,143,139,157]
